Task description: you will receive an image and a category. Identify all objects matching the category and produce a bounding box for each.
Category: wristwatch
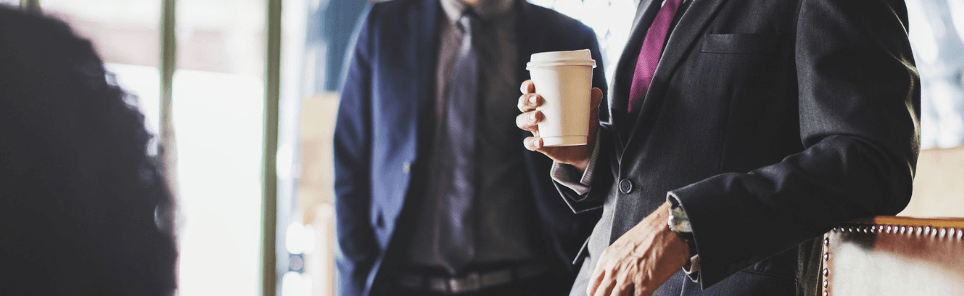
[668,199,700,278]
[668,202,693,235]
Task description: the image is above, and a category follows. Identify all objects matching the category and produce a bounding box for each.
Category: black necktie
[435,10,480,274]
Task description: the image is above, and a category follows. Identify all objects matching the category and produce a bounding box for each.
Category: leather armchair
[822,217,964,296]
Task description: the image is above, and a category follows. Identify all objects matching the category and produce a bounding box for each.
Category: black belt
[395,263,548,294]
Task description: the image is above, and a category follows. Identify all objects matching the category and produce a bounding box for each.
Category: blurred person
[0,6,177,296]
[333,0,607,295]
[515,0,921,295]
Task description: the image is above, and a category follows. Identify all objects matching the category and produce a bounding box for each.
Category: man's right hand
[515,80,604,173]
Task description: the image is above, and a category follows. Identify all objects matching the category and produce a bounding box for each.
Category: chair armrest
[822,216,964,296]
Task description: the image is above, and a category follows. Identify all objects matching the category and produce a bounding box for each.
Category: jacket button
[619,179,633,194]
[403,162,411,173]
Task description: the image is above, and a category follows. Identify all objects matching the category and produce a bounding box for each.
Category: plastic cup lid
[527,49,597,69]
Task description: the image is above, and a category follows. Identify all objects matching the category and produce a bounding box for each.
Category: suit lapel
[621,0,728,151]
[610,0,661,151]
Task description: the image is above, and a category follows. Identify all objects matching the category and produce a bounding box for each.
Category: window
[907,0,964,149]
[172,0,266,294]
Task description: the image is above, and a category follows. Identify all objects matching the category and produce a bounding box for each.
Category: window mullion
[262,0,282,295]
[19,0,39,11]
[158,0,178,222]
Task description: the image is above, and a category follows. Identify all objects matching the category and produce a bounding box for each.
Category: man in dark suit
[333,0,607,295]
[516,0,920,295]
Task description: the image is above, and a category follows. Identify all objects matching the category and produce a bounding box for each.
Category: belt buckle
[449,272,481,294]
[396,274,424,289]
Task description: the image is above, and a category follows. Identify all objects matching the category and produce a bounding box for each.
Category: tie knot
[458,9,478,34]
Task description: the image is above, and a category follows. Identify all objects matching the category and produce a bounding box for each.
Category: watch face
[669,205,693,233]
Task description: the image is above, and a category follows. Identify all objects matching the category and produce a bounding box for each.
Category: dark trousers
[391,273,567,296]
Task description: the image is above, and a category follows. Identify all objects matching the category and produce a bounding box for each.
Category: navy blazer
[333,0,608,295]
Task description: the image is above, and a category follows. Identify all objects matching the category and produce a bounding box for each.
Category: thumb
[590,88,603,111]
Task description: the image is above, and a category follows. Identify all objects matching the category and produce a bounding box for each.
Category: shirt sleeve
[550,134,601,195]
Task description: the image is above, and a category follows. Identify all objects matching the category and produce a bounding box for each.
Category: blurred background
[2,0,961,295]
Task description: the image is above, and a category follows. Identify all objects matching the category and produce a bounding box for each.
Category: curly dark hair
[0,6,177,296]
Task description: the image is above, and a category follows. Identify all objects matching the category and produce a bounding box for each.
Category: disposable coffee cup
[526,49,596,146]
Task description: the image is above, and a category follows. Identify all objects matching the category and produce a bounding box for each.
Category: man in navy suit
[333,0,607,295]
[517,0,920,295]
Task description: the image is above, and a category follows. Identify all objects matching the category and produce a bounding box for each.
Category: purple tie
[627,0,682,112]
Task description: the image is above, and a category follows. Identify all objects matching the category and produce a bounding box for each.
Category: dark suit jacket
[333,1,607,295]
[559,0,920,295]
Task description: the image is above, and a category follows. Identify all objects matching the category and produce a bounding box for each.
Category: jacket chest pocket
[701,33,778,54]
[682,33,786,113]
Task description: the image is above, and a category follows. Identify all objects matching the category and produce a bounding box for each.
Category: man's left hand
[587,202,691,296]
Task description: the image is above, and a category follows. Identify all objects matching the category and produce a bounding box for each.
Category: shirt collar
[439,0,514,23]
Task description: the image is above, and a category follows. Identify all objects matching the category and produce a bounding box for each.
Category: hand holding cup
[517,49,602,173]
[516,80,603,173]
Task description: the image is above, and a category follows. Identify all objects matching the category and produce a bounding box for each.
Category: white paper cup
[526,49,596,146]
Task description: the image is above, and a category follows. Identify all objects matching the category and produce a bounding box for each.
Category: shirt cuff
[549,134,601,195]
[683,254,700,282]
